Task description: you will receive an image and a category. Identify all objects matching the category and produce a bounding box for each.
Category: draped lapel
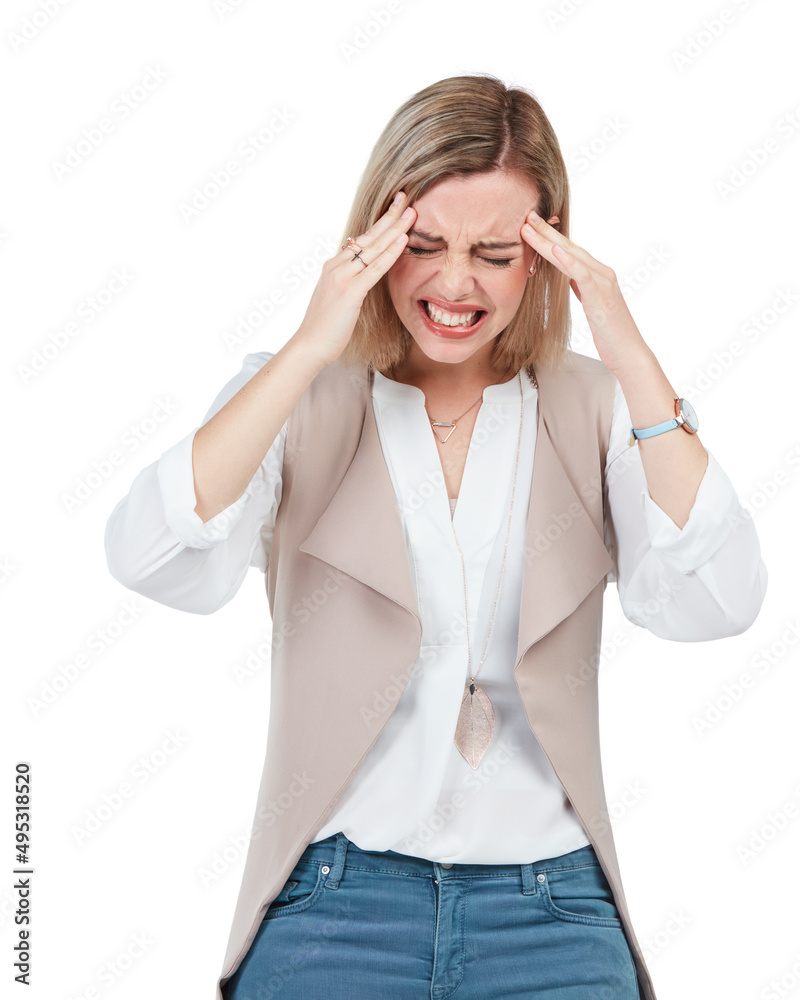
[515,364,614,667]
[298,364,421,626]
[297,361,613,664]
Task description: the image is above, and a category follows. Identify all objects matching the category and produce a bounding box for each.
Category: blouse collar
[371,367,538,405]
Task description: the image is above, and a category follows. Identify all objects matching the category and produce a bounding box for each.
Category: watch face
[679,398,698,432]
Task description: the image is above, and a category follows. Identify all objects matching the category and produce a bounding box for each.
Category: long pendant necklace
[388,363,536,768]
[450,370,529,769]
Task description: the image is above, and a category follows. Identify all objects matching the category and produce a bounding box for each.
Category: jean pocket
[263,861,327,919]
[538,863,623,927]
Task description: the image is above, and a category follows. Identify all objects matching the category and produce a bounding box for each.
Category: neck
[389,343,517,394]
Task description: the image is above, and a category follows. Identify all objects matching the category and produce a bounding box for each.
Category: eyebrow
[408,228,522,251]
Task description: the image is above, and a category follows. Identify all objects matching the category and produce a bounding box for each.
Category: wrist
[289,327,336,375]
[607,344,658,380]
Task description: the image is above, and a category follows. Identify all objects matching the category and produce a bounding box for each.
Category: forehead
[413,171,539,240]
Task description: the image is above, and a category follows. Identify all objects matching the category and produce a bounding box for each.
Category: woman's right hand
[293,190,417,369]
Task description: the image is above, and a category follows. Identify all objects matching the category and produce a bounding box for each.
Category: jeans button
[441,863,453,869]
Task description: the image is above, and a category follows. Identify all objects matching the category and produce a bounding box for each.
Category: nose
[433,252,478,300]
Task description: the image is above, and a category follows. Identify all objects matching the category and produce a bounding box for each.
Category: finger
[344,202,416,270]
[351,190,412,252]
[522,211,583,261]
[349,211,416,283]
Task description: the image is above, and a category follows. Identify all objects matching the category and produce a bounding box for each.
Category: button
[321,865,330,874]
[441,863,453,869]
[537,873,546,883]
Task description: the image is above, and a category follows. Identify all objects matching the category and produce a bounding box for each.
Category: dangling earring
[528,261,537,276]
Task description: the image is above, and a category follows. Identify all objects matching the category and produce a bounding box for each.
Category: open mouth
[417,299,488,337]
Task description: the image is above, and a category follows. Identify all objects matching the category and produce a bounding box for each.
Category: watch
[628,397,699,447]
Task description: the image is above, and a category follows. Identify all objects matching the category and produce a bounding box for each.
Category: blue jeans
[223,832,641,999]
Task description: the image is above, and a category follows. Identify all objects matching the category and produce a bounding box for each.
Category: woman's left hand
[521,211,650,374]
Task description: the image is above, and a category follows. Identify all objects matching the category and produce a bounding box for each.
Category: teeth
[424,301,478,327]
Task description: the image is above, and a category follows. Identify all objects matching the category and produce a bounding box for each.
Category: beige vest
[215,349,657,1000]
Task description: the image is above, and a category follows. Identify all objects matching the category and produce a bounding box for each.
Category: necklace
[387,363,524,444]
[383,361,538,769]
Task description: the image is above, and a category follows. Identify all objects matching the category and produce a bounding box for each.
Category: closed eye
[406,246,514,268]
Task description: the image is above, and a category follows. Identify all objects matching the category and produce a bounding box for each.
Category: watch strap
[629,396,685,446]
[630,416,680,440]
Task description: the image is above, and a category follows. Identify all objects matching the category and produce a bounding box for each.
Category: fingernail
[393,191,405,204]
[401,207,413,218]
[529,210,541,223]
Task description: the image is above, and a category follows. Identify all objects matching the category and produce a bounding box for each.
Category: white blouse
[104,351,768,864]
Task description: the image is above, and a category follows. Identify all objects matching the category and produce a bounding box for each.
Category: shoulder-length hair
[337,73,572,375]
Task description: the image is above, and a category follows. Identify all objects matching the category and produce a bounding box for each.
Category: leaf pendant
[454,680,495,770]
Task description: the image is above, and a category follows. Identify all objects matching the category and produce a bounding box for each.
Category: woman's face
[385,170,540,370]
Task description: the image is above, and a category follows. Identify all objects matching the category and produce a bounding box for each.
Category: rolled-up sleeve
[604,379,768,641]
[104,351,286,614]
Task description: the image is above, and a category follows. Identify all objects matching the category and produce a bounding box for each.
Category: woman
[105,74,767,999]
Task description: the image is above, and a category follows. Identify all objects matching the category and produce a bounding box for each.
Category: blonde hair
[337,73,572,375]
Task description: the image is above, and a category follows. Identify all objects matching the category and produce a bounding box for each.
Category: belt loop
[324,832,349,890]
[520,863,537,896]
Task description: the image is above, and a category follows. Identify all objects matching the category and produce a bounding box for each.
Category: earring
[528,262,537,276]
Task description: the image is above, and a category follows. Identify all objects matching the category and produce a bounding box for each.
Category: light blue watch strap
[630,417,679,440]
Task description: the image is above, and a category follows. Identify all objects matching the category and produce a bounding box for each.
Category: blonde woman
[105,74,767,1000]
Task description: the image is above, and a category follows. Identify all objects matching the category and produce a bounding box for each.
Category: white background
[2,1,799,998]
